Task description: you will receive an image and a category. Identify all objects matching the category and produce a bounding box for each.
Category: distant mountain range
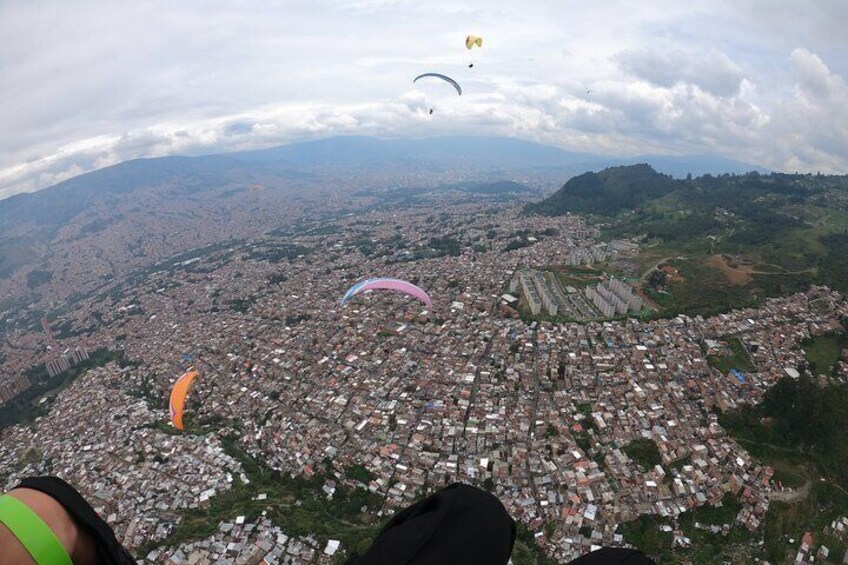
[0,135,768,299]
[0,133,768,233]
[4,136,769,208]
[0,134,767,246]
[227,135,767,177]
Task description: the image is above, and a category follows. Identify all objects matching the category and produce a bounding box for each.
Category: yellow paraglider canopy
[169,368,199,430]
[465,35,482,49]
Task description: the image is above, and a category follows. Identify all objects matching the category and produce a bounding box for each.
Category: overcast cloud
[1,0,846,198]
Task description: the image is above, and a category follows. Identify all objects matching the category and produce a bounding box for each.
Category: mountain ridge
[526,163,680,216]
[0,136,768,241]
[0,137,767,293]
[4,135,769,205]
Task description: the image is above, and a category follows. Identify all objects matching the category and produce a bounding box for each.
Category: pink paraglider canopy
[341,278,432,308]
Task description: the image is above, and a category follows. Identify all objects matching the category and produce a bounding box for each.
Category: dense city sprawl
[2,196,847,564]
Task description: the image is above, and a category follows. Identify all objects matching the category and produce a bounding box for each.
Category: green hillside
[527,167,848,316]
[527,164,678,216]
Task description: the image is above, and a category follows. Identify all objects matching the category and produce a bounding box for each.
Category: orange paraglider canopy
[169,368,199,430]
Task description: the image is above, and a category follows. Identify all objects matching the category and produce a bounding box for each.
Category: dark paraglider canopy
[412,73,463,96]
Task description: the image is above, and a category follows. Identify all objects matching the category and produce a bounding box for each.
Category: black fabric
[352,483,516,565]
[16,476,137,564]
[12,476,654,565]
[568,547,656,565]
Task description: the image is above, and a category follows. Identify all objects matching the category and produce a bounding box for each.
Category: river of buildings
[1,198,847,563]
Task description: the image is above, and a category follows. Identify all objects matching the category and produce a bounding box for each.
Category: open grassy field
[622,438,662,471]
[554,264,605,290]
[707,337,755,374]
[802,331,848,377]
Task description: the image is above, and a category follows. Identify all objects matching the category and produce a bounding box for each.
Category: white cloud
[763,48,848,173]
[615,48,745,97]
[0,0,846,199]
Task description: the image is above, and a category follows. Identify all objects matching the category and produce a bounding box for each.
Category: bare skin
[0,488,98,565]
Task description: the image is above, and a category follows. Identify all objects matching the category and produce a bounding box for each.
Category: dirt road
[769,480,811,503]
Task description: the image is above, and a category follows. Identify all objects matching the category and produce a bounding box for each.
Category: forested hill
[526,164,679,216]
[528,165,848,221]
[528,166,848,314]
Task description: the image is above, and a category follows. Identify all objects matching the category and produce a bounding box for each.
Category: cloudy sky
[1,0,846,199]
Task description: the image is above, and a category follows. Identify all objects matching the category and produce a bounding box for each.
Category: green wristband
[0,494,73,565]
